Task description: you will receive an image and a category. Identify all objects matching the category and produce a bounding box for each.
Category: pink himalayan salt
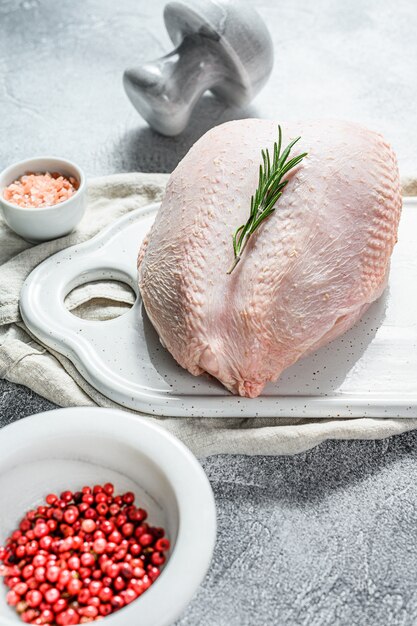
[3,171,79,209]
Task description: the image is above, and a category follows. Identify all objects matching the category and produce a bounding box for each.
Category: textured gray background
[1,0,417,624]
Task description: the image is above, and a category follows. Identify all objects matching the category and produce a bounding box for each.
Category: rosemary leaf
[227,126,308,275]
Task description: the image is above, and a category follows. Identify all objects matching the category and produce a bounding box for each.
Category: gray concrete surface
[1,1,417,624]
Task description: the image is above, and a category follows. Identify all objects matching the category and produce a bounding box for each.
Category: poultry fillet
[138,119,401,397]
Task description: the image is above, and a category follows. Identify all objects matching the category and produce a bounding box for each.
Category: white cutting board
[20,199,417,418]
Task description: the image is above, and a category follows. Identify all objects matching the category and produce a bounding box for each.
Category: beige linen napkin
[0,173,416,456]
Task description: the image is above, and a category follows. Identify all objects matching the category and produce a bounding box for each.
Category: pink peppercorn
[113,576,125,591]
[39,536,53,550]
[33,523,49,539]
[100,520,114,535]
[22,565,34,580]
[89,580,102,595]
[32,554,47,568]
[46,565,60,583]
[93,538,107,554]
[72,536,83,550]
[122,522,134,538]
[53,597,68,613]
[6,589,19,606]
[138,533,154,547]
[81,519,96,533]
[84,508,97,520]
[57,607,80,625]
[123,492,135,505]
[34,566,46,582]
[26,540,39,556]
[78,588,90,605]
[105,541,117,555]
[99,586,113,602]
[79,567,92,580]
[93,530,105,540]
[106,562,120,579]
[0,482,168,624]
[58,569,72,587]
[103,483,114,496]
[155,538,170,552]
[111,595,124,610]
[26,589,42,608]
[64,506,79,524]
[108,530,122,545]
[41,608,55,622]
[100,603,112,616]
[80,552,95,568]
[151,552,166,566]
[15,545,26,559]
[45,587,60,604]
[116,514,127,527]
[21,609,38,623]
[67,555,80,571]
[124,588,137,604]
[13,581,28,596]
[80,605,98,618]
[67,578,83,595]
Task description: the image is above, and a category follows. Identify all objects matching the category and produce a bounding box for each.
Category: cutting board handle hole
[64,279,137,321]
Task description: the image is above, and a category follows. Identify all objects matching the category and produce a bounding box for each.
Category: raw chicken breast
[138,119,401,397]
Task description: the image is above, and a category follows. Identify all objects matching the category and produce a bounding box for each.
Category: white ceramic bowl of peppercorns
[0,407,216,625]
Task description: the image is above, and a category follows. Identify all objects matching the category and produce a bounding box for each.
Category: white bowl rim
[0,156,86,213]
[0,407,217,626]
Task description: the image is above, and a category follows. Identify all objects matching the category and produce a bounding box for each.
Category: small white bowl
[0,157,86,242]
[0,407,216,626]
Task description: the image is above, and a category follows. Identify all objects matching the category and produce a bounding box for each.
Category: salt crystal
[3,171,79,208]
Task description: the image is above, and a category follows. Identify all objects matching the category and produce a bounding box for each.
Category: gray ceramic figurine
[123,0,274,136]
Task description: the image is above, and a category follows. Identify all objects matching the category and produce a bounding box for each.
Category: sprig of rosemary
[227,126,307,274]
